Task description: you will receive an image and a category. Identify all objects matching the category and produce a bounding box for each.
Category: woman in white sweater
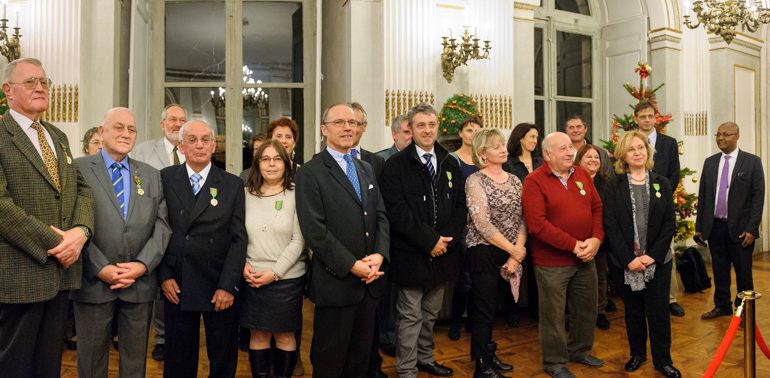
[242,139,305,378]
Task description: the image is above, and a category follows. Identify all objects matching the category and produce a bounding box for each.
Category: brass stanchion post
[738,290,762,378]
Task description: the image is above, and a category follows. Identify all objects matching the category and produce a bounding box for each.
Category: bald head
[716,121,740,154]
[99,107,137,161]
[542,132,574,174]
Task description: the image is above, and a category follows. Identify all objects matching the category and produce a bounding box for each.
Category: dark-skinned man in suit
[0,57,94,378]
[296,103,389,377]
[696,122,764,319]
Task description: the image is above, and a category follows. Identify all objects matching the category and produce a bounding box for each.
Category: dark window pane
[556,31,592,98]
[243,2,303,83]
[556,101,592,141]
[535,100,545,138]
[242,88,305,169]
[555,0,590,16]
[165,2,226,82]
[535,28,544,96]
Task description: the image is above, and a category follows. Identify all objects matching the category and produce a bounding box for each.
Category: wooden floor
[62,251,770,377]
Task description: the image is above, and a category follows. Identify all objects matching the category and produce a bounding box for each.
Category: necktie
[190,173,203,196]
[31,121,61,191]
[172,146,180,166]
[111,162,126,218]
[343,154,361,201]
[350,149,359,159]
[423,153,437,183]
[715,155,731,219]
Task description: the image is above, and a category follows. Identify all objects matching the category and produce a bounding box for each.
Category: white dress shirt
[164,137,185,165]
[186,162,212,191]
[11,109,57,159]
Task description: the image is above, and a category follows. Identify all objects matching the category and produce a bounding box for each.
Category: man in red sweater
[522,132,604,378]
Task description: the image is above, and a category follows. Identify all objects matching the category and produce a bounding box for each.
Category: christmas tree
[438,93,482,136]
[603,63,697,246]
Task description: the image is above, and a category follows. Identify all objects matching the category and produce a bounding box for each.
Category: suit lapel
[89,154,124,217]
[125,159,142,221]
[4,115,59,191]
[618,175,633,219]
[648,175,663,220]
[50,127,70,189]
[169,165,196,215]
[730,151,746,184]
[355,159,369,205]
[322,151,361,204]
[155,138,170,167]
[189,166,222,223]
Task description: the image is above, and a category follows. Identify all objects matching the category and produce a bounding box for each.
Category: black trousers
[708,219,755,309]
[613,261,673,368]
[163,300,239,378]
[311,290,377,377]
[0,291,69,378]
[469,244,509,359]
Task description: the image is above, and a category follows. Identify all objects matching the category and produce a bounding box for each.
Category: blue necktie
[351,149,359,159]
[110,162,126,218]
[423,153,437,183]
[190,173,203,196]
[343,154,361,201]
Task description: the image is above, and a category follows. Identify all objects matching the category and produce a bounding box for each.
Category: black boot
[474,357,509,378]
[248,349,271,378]
[487,342,513,372]
[273,348,297,378]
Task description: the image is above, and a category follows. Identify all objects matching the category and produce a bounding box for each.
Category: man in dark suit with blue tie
[158,119,247,378]
[696,122,764,319]
[296,103,389,377]
[634,100,686,317]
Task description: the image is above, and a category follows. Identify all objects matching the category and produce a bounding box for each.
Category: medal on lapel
[60,142,72,165]
[446,171,453,188]
[576,181,586,196]
[275,199,283,211]
[210,187,218,206]
[134,175,144,196]
[653,183,661,198]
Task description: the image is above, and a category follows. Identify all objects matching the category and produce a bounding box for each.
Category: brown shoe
[701,307,732,320]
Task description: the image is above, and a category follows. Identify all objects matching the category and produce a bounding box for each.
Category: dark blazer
[504,155,543,184]
[295,149,390,307]
[158,164,247,312]
[361,148,385,181]
[652,133,680,188]
[0,112,94,303]
[695,150,765,243]
[72,154,171,304]
[603,173,675,269]
[376,144,399,161]
[380,143,467,288]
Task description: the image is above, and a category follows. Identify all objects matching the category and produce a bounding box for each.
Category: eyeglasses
[183,136,214,145]
[259,156,284,164]
[323,119,362,128]
[714,132,737,138]
[8,77,52,90]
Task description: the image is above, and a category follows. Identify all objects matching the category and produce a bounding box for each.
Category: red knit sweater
[522,164,604,267]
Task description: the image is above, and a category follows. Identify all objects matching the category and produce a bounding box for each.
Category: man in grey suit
[696,122,765,319]
[71,107,171,377]
[376,114,411,161]
[131,103,186,360]
[0,58,94,378]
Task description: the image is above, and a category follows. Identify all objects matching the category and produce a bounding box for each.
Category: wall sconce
[440,27,491,83]
[0,5,21,62]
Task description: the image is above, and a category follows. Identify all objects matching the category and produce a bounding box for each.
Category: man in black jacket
[380,103,467,377]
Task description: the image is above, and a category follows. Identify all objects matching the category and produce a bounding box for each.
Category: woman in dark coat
[603,131,680,378]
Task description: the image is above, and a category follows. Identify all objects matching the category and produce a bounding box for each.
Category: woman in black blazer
[603,131,680,378]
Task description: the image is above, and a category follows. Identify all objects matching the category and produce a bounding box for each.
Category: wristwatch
[77,225,92,240]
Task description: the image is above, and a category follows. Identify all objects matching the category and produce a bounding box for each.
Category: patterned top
[465,171,525,248]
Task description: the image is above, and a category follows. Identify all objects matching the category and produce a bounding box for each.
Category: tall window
[158,0,315,172]
[534,0,599,141]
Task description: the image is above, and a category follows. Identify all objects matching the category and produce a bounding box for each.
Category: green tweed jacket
[0,111,94,303]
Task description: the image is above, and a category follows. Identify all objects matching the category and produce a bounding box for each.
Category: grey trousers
[534,262,597,369]
[395,284,445,378]
[152,296,165,344]
[74,299,152,378]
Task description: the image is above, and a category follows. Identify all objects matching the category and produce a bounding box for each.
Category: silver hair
[178,119,215,142]
[4,57,44,83]
[101,107,133,125]
[161,103,187,121]
[390,114,407,133]
[407,103,438,125]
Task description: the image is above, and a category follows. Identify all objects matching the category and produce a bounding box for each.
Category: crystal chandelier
[683,0,770,44]
[209,65,268,111]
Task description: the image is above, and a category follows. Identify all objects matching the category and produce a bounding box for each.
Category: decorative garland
[438,93,481,136]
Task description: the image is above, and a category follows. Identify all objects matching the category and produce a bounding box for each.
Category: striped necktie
[110,162,126,218]
[31,121,61,191]
[190,173,203,196]
[423,153,437,183]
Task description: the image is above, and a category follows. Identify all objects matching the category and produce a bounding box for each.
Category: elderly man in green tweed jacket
[0,58,94,378]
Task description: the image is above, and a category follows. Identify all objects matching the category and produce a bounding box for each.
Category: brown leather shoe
[701,307,732,320]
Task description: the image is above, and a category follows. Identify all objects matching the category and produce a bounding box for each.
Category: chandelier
[683,0,770,44]
[209,65,269,111]
[440,27,491,83]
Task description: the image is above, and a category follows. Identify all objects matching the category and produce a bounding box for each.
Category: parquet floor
[61,252,770,377]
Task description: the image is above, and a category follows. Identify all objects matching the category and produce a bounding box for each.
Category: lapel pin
[134,174,144,196]
[210,187,219,206]
[576,181,586,196]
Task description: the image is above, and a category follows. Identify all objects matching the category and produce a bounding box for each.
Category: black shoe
[701,306,732,320]
[448,321,462,341]
[416,361,454,376]
[669,302,685,317]
[380,343,396,357]
[656,364,682,378]
[474,357,509,378]
[570,355,604,367]
[624,356,647,371]
[248,349,271,378]
[544,365,575,378]
[486,342,513,372]
[605,298,617,312]
[151,344,165,361]
[596,314,610,330]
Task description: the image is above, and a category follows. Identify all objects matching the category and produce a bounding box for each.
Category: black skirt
[240,275,305,332]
